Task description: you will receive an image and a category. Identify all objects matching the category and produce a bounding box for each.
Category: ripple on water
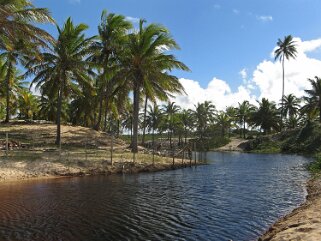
[0,152,312,241]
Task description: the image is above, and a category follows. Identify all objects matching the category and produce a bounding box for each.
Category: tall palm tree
[274,35,297,128]
[38,95,68,122]
[18,90,38,120]
[120,19,189,153]
[90,10,132,130]
[0,0,54,47]
[26,18,95,145]
[179,109,195,145]
[0,39,30,122]
[304,76,321,122]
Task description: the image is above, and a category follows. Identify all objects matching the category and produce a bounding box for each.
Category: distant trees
[304,76,321,122]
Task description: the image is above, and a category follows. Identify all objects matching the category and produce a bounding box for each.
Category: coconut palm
[274,35,297,127]
[0,51,27,122]
[18,90,38,120]
[179,109,195,145]
[162,101,181,148]
[0,0,54,47]
[90,10,132,130]
[281,94,301,119]
[120,19,189,153]
[215,111,231,137]
[251,98,280,134]
[26,18,95,145]
[236,101,255,139]
[304,76,321,122]
[194,101,216,140]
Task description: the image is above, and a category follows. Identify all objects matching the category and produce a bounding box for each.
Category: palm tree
[38,95,68,122]
[251,98,280,134]
[236,101,255,139]
[0,0,54,47]
[274,35,297,128]
[90,10,132,130]
[26,18,95,145]
[281,94,300,119]
[18,90,38,120]
[120,19,189,153]
[215,111,231,137]
[146,103,163,164]
[179,109,195,145]
[0,53,27,122]
[194,101,216,140]
[304,76,321,122]
[162,101,181,148]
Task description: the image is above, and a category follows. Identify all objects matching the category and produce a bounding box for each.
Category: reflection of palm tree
[304,76,321,122]
[28,18,95,145]
[274,35,297,128]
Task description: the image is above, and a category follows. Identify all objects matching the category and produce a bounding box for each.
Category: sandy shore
[0,158,200,183]
[215,138,249,152]
[259,177,321,241]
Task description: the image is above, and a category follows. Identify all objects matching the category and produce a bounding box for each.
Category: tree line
[1,1,321,153]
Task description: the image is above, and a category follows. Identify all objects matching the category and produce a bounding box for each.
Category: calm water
[0,152,311,241]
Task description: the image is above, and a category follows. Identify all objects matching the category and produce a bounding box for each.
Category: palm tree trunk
[94,89,104,131]
[281,57,285,130]
[55,85,63,146]
[4,63,12,123]
[103,104,108,132]
[141,96,148,145]
[243,118,246,139]
[131,83,140,153]
[152,127,155,165]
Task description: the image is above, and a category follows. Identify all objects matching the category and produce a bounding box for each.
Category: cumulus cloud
[125,16,140,24]
[171,78,256,110]
[253,37,321,102]
[257,15,273,22]
[172,37,321,110]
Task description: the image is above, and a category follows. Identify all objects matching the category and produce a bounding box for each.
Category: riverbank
[259,176,321,241]
[0,122,200,183]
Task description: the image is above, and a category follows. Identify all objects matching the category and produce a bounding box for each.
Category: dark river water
[0,152,312,241]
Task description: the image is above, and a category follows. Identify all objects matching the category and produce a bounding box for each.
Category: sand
[259,177,321,241]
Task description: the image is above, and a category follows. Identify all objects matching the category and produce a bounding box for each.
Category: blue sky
[33,0,321,109]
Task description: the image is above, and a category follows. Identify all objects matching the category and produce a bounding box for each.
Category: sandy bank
[259,177,321,241]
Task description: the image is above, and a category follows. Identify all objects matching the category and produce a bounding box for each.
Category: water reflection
[0,152,311,241]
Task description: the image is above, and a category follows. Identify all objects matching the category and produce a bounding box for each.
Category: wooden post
[5,133,8,158]
[85,140,88,162]
[172,146,175,167]
[181,150,184,165]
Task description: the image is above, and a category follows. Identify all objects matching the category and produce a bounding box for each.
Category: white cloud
[172,37,321,110]
[253,37,321,102]
[257,15,273,22]
[172,78,256,110]
[239,68,247,80]
[125,16,140,24]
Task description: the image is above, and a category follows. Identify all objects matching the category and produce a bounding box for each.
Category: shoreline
[259,176,321,240]
[0,158,203,184]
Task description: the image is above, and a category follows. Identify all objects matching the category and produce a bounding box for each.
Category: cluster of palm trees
[0,1,188,153]
[1,1,321,154]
